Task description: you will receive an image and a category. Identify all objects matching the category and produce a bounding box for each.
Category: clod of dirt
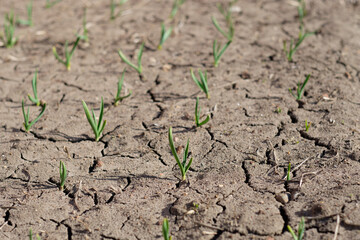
[239,71,251,80]
[309,202,331,217]
[275,192,291,204]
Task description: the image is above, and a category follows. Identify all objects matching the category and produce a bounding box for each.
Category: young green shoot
[45,0,61,8]
[52,36,81,71]
[29,229,41,240]
[305,120,311,132]
[1,12,18,48]
[170,0,186,19]
[286,163,291,181]
[190,68,209,99]
[77,8,88,42]
[283,26,314,62]
[82,97,107,141]
[275,107,282,114]
[289,74,310,100]
[114,68,132,106]
[59,160,67,191]
[211,16,234,42]
[213,40,231,67]
[195,97,210,127]
[22,100,46,132]
[28,70,43,106]
[118,42,144,74]
[17,0,33,26]
[110,0,128,20]
[217,0,238,25]
[168,127,193,181]
[297,0,306,26]
[162,218,172,240]
[288,217,305,240]
[158,23,173,50]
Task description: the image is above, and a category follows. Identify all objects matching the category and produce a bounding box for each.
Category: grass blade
[59,160,67,191]
[82,100,98,138]
[137,42,144,72]
[168,127,185,179]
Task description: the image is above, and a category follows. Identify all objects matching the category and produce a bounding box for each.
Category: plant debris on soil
[1,0,360,239]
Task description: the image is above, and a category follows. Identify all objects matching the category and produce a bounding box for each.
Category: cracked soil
[1,0,360,239]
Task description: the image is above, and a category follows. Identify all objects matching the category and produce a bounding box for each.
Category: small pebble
[275,192,291,204]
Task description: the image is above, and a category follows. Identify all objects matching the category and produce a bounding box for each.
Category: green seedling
[195,97,210,127]
[1,12,18,48]
[283,26,314,62]
[211,16,233,41]
[305,120,311,132]
[82,97,107,141]
[213,40,231,67]
[275,107,282,113]
[217,0,238,25]
[22,100,46,132]
[118,42,144,74]
[110,0,128,20]
[168,127,193,181]
[190,68,209,99]
[59,160,67,191]
[297,0,306,26]
[193,202,199,210]
[170,0,186,19]
[162,218,172,240]
[45,0,61,8]
[29,228,41,240]
[77,8,88,42]
[114,68,132,106]
[288,217,305,240]
[158,23,173,50]
[52,36,81,71]
[17,0,33,26]
[27,70,42,106]
[289,74,310,100]
[286,162,291,181]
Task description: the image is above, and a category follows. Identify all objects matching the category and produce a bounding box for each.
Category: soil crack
[147,140,167,166]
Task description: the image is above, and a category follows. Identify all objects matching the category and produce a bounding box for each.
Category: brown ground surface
[1,0,360,239]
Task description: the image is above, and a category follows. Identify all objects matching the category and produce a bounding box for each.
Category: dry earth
[1,0,360,239]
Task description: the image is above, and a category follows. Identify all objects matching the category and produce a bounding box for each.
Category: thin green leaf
[214,40,231,67]
[211,16,231,41]
[190,68,203,91]
[286,163,291,181]
[298,217,305,240]
[22,99,29,128]
[162,218,170,240]
[98,97,104,130]
[168,127,185,178]
[116,69,126,100]
[287,225,298,240]
[28,104,46,130]
[118,50,139,72]
[69,37,81,58]
[91,109,97,127]
[137,42,144,72]
[82,100,98,137]
[184,157,193,174]
[198,69,208,95]
[52,47,66,65]
[298,74,310,99]
[28,70,40,105]
[199,115,210,126]
[59,160,67,190]
[98,120,107,137]
[182,139,190,167]
[118,43,144,74]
